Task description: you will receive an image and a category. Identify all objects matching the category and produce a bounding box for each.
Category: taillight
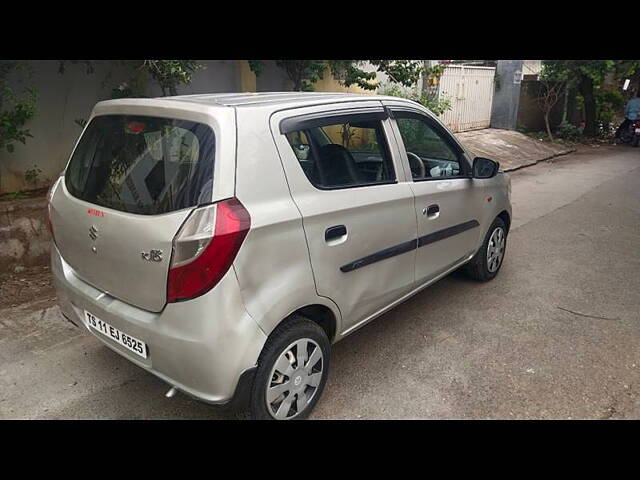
[167,197,251,303]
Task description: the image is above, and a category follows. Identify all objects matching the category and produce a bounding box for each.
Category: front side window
[65,115,215,215]
[394,112,464,180]
[284,114,395,189]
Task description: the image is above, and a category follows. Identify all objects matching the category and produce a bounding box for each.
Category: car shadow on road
[309,268,490,419]
[47,268,484,420]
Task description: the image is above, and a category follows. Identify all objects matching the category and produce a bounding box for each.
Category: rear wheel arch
[250,314,331,419]
[269,304,339,344]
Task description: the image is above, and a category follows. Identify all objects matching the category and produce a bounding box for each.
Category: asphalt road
[1,145,639,419]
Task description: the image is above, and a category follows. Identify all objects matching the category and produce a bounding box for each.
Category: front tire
[250,315,330,420]
[463,217,507,282]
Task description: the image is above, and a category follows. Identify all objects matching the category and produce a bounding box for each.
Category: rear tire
[632,136,639,148]
[463,217,507,282]
[250,315,330,420]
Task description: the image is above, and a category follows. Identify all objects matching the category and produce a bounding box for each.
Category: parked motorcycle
[618,119,640,147]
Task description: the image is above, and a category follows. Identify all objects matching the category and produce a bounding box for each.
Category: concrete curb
[456,128,577,174]
[502,148,576,173]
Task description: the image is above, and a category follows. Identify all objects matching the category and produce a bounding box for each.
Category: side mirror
[472,157,500,179]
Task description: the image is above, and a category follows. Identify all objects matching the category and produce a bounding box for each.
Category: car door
[270,102,417,334]
[385,102,485,286]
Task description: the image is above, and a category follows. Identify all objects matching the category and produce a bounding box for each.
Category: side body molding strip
[340,239,417,273]
[340,220,480,273]
[417,220,479,248]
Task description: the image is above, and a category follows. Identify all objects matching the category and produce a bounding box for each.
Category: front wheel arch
[497,210,511,233]
[464,216,508,281]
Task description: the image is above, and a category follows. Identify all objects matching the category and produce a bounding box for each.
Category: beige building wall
[0,61,129,193]
[0,60,251,193]
[311,66,377,94]
[1,60,378,193]
[522,60,543,77]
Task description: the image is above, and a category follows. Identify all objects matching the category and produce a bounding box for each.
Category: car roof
[159,91,413,109]
[92,92,426,123]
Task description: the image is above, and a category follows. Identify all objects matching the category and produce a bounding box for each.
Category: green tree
[142,60,203,96]
[328,61,378,90]
[248,60,426,92]
[59,60,204,98]
[542,60,615,137]
[368,60,424,87]
[614,60,640,87]
[0,61,37,193]
[60,60,205,130]
[0,61,37,154]
[536,65,566,141]
[274,60,328,91]
[378,83,451,116]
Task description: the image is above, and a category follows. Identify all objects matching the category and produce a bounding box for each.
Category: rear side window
[65,115,214,215]
[283,113,395,189]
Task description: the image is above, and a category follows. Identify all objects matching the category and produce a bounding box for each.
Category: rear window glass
[65,115,214,215]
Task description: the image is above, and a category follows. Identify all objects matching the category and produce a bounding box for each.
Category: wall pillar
[236,60,256,92]
[490,60,524,130]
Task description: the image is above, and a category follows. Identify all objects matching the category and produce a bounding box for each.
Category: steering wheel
[406,151,425,178]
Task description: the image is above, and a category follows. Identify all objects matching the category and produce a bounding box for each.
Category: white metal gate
[437,65,496,133]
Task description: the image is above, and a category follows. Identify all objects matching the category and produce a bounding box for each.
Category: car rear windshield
[65,115,215,215]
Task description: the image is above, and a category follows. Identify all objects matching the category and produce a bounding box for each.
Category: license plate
[635,128,640,134]
[84,310,148,358]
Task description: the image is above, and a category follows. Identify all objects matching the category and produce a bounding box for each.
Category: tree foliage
[368,60,424,87]
[542,60,616,137]
[248,60,427,92]
[59,60,204,98]
[142,60,203,96]
[541,60,640,139]
[0,61,37,154]
[275,60,328,91]
[328,61,377,90]
[378,84,452,116]
[536,65,566,141]
[614,60,640,84]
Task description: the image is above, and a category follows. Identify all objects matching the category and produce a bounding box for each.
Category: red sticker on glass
[126,121,145,134]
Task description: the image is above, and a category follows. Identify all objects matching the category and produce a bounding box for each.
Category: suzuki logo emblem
[89,225,98,240]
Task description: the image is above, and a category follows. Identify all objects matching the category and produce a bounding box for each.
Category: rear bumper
[51,245,267,406]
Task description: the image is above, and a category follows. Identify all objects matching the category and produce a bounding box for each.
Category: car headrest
[317,144,363,186]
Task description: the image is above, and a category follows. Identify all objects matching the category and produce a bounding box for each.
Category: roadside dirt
[0,264,56,311]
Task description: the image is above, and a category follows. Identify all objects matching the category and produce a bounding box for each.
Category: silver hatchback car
[49,92,511,419]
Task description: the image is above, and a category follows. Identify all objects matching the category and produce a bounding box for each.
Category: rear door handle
[423,204,440,218]
[325,225,347,241]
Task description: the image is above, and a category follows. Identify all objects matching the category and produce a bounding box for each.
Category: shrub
[555,121,583,142]
[378,84,452,116]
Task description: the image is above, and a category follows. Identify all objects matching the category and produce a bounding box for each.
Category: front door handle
[423,204,440,218]
[325,225,347,241]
